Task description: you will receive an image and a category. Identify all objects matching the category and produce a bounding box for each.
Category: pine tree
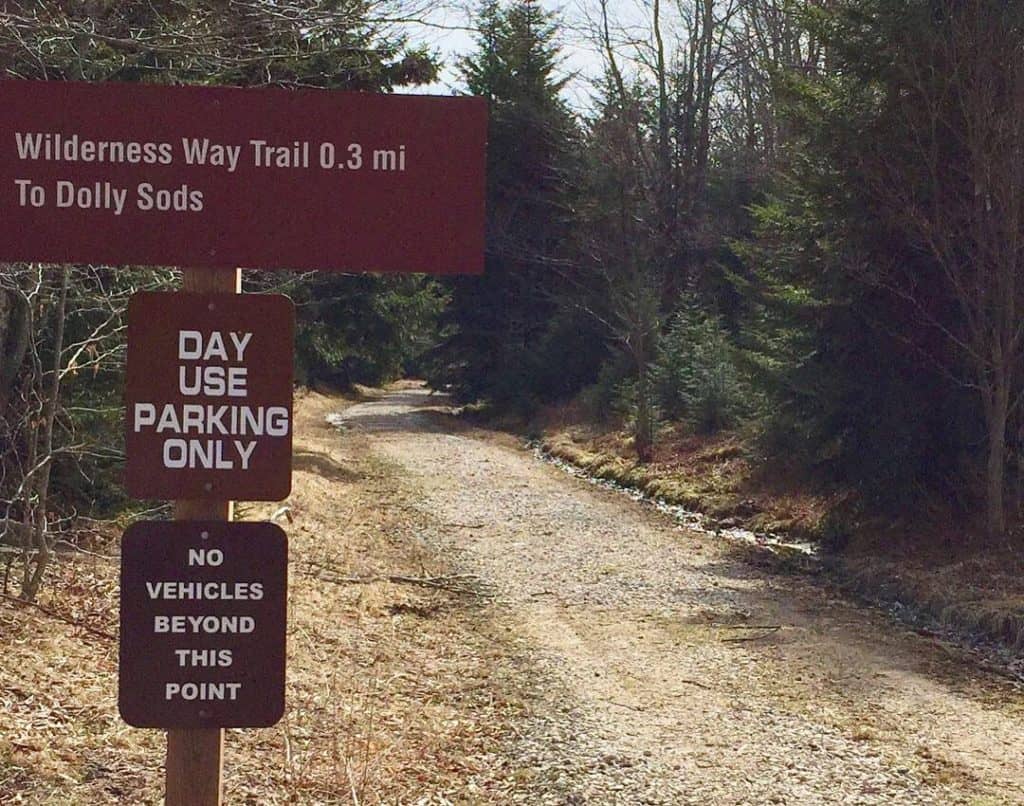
[427,0,580,408]
[739,0,1019,528]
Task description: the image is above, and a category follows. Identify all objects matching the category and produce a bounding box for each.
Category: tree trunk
[635,358,654,464]
[1017,416,1024,520]
[0,288,30,416]
[985,382,1009,540]
[21,266,70,601]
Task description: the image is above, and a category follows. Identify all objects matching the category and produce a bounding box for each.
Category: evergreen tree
[427,0,581,408]
[573,75,662,458]
[257,273,448,387]
[654,301,747,432]
[740,0,1019,526]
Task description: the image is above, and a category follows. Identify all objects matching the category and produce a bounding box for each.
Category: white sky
[397,0,655,112]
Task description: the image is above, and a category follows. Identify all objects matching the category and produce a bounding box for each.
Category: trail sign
[0,80,486,274]
[125,291,294,501]
[16,72,492,804]
[119,520,288,729]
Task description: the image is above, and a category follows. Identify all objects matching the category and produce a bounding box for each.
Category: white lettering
[266,407,289,437]
[144,581,263,600]
[54,180,127,215]
[229,332,252,360]
[134,403,156,431]
[15,132,42,160]
[163,438,188,468]
[174,649,233,667]
[14,179,44,207]
[152,615,255,633]
[204,333,227,361]
[179,331,203,360]
[187,548,224,566]
[235,440,257,470]
[181,138,241,173]
[127,404,291,438]
[226,367,247,397]
[165,681,242,701]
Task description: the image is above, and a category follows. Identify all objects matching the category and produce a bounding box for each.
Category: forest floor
[2,382,1024,803]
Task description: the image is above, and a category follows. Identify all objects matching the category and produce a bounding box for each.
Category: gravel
[330,387,1024,805]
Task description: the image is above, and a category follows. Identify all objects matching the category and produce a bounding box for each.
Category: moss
[639,479,701,509]
[695,495,736,518]
[546,438,756,526]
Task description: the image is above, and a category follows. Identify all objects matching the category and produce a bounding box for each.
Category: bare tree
[720,0,824,172]
[1,265,162,599]
[574,0,741,461]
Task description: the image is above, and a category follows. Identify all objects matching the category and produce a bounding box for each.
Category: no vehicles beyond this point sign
[125,291,294,501]
[118,521,288,729]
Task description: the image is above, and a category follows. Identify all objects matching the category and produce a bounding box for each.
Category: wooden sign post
[169,266,238,806]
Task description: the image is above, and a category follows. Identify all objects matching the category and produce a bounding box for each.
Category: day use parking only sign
[125,292,294,501]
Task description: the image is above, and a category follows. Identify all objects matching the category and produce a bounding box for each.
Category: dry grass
[837,543,1024,652]
[540,422,829,539]
[0,389,530,804]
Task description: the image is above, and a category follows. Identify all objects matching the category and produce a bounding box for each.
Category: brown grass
[836,542,1024,653]
[540,423,830,540]
[0,389,530,804]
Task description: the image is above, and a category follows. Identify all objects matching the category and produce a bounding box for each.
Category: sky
[398,0,653,112]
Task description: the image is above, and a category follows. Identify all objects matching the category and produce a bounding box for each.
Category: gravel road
[330,386,1024,805]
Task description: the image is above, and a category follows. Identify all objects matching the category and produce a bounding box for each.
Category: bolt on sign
[125,292,294,501]
[0,80,486,274]
[119,521,287,728]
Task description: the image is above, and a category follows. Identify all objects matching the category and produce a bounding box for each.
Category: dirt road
[328,385,1024,805]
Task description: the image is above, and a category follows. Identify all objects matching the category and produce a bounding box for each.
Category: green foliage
[730,0,991,506]
[578,355,634,424]
[654,304,747,433]
[430,0,582,409]
[252,273,448,388]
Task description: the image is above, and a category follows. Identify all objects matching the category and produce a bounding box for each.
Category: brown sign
[125,292,294,501]
[0,80,486,274]
[119,520,288,728]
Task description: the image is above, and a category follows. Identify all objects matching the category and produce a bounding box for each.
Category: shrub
[579,354,633,424]
[654,304,746,433]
